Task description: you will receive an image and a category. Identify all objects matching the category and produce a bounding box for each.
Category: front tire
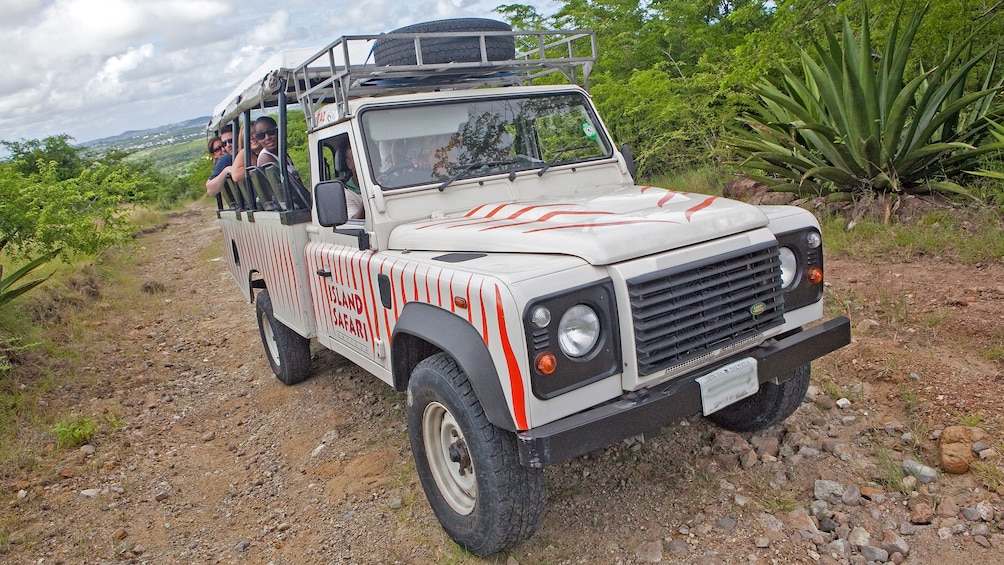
[255,289,312,385]
[407,353,544,556]
[707,363,811,433]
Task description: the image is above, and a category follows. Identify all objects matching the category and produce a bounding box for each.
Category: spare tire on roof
[373,18,516,66]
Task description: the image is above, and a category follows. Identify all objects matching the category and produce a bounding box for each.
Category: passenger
[255,116,305,185]
[230,127,261,184]
[342,143,364,220]
[207,135,224,164]
[205,125,234,196]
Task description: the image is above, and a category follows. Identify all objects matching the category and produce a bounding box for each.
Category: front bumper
[516,316,851,468]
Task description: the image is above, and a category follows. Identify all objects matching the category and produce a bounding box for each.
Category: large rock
[939,426,987,474]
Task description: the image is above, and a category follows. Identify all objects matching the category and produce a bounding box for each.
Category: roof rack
[207,29,596,134]
[292,29,596,132]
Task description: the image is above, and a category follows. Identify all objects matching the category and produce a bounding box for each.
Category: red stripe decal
[485,204,508,217]
[364,252,382,341]
[685,196,718,221]
[464,274,474,324]
[437,267,445,308]
[657,190,678,207]
[479,281,489,344]
[422,264,432,303]
[495,286,526,430]
[380,259,392,342]
[448,271,457,313]
[412,264,419,304]
[508,203,570,218]
[352,250,376,351]
[398,263,408,314]
[464,203,490,217]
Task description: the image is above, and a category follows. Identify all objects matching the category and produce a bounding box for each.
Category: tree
[1,135,86,181]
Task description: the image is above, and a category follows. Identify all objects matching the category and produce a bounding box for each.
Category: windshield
[360,92,612,190]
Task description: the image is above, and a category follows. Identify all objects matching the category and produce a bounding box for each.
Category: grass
[971,439,1004,492]
[821,206,1004,265]
[873,445,908,494]
[743,468,797,513]
[643,165,729,195]
[0,215,173,480]
[954,411,985,427]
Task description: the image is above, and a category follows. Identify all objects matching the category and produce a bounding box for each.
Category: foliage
[1,135,85,181]
[499,1,773,177]
[0,248,61,308]
[496,1,1004,182]
[0,336,34,376]
[52,414,98,448]
[0,161,132,261]
[731,4,1004,198]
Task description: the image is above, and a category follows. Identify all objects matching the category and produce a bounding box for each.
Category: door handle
[316,269,332,277]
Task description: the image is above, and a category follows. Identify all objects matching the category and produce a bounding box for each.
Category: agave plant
[731,4,1004,199]
[0,248,61,308]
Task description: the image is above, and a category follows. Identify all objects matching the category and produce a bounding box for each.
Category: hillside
[78,116,211,178]
[81,116,209,153]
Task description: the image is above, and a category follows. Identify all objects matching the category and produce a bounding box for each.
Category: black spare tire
[373,18,516,66]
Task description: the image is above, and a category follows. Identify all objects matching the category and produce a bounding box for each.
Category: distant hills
[82,116,210,154]
[78,116,212,178]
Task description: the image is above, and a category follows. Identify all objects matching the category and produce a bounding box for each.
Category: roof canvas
[208,47,320,131]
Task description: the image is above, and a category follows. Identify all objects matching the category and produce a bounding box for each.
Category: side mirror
[620,143,637,179]
[315,180,349,227]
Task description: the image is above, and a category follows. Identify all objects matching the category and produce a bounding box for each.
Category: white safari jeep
[208,19,850,556]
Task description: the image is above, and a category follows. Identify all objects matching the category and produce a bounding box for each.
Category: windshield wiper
[437,159,520,191]
[537,144,596,177]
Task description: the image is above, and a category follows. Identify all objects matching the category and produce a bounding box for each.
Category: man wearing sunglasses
[205,125,234,196]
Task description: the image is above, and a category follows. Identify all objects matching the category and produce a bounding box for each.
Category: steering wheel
[380,163,421,177]
[378,163,427,187]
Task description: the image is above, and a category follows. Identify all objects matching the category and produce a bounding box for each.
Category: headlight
[774,228,825,311]
[778,247,797,288]
[557,304,600,357]
[523,280,621,399]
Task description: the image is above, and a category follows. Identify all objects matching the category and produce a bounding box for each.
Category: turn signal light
[535,352,557,375]
[807,267,823,284]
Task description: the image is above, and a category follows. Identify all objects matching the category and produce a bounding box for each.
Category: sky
[0,0,558,144]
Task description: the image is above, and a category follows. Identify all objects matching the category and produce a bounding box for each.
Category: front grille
[627,242,785,377]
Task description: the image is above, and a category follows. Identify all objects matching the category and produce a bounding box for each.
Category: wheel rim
[423,401,476,515]
[260,311,281,367]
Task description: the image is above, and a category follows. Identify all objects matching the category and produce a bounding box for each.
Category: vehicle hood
[388,185,769,265]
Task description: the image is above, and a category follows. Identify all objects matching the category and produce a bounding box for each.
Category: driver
[406,134,455,177]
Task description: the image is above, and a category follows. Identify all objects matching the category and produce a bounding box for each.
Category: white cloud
[0,0,559,143]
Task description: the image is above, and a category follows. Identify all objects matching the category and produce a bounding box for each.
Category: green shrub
[731,4,1004,199]
[52,415,98,448]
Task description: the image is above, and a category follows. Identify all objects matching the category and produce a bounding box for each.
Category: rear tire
[255,289,312,385]
[707,363,811,433]
[407,353,544,556]
[374,19,516,66]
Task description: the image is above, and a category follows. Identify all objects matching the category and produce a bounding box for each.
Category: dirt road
[4,204,1004,564]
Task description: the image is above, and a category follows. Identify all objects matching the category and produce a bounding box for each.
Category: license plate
[696,357,759,416]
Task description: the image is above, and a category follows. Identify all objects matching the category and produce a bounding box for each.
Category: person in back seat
[205,125,234,196]
[255,116,307,185]
[230,127,261,184]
